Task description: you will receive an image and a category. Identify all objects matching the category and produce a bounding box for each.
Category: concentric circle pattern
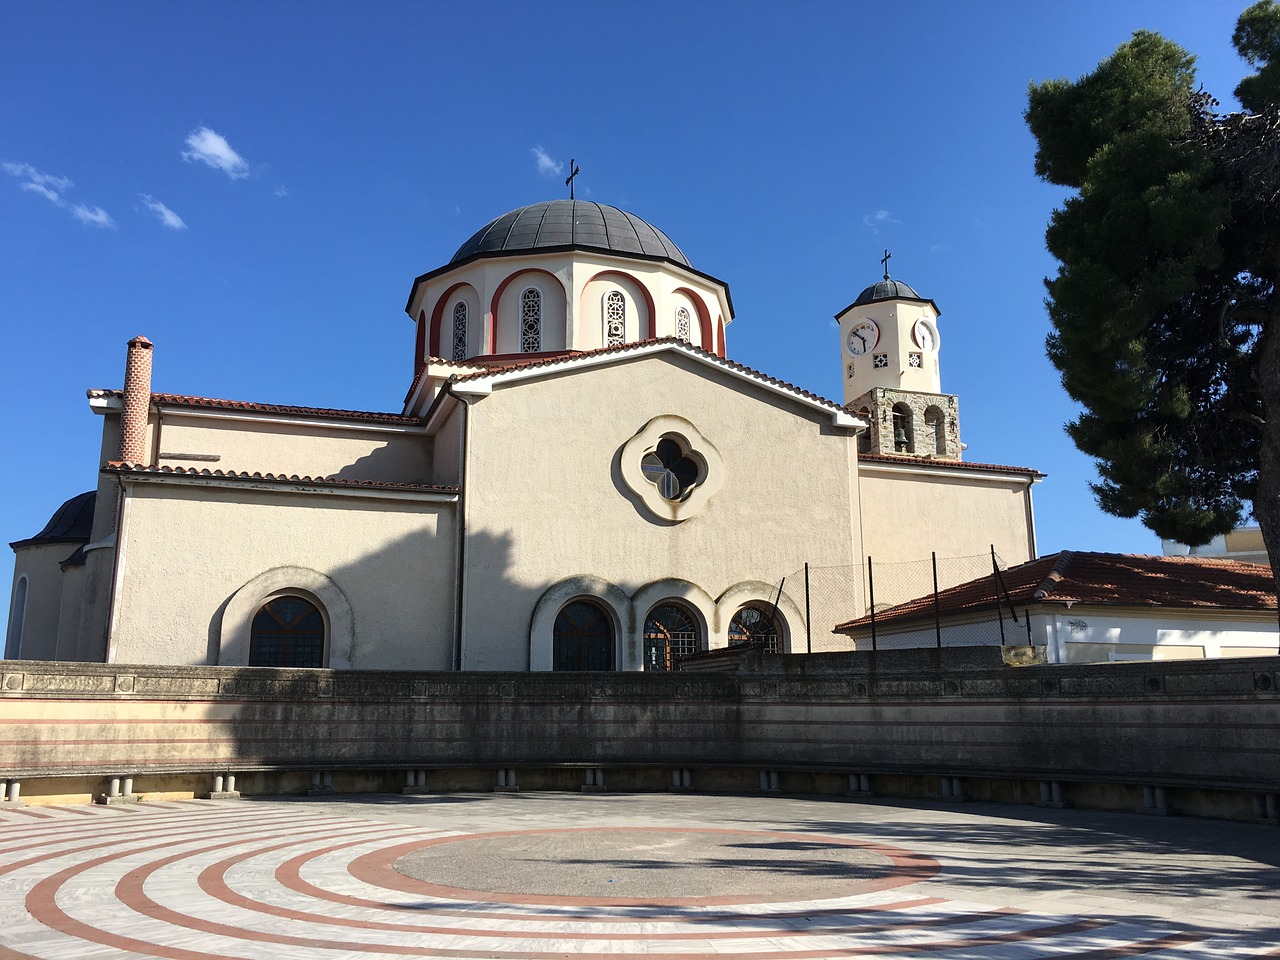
[0,797,1276,959]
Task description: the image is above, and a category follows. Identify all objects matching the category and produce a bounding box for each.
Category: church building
[6,200,1042,672]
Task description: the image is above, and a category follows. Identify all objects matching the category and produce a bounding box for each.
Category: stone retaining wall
[1,654,1277,811]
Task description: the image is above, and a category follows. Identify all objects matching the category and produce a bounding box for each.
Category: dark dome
[451,200,690,268]
[851,278,927,306]
[12,491,95,548]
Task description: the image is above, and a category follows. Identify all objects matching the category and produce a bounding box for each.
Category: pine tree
[1027,3,1280,584]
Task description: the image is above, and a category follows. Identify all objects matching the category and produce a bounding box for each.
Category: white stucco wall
[107,481,457,669]
[153,412,432,483]
[857,465,1037,580]
[456,351,861,670]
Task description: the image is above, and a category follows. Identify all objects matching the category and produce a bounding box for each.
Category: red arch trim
[488,268,566,354]
[716,316,725,358]
[582,270,656,341]
[428,282,475,360]
[673,287,713,351]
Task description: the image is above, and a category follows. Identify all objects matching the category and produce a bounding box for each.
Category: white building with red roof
[834,551,1278,662]
[6,200,1042,671]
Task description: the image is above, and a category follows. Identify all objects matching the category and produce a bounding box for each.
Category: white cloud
[21,181,62,203]
[139,194,186,230]
[862,209,901,229]
[531,145,563,177]
[5,160,114,227]
[273,184,290,198]
[182,127,249,179]
[2,161,72,193]
[71,204,116,228]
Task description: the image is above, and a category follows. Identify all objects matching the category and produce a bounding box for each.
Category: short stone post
[6,780,19,805]
[581,768,606,793]
[846,773,872,798]
[758,770,781,793]
[308,771,334,796]
[941,777,966,802]
[495,768,519,793]
[1037,780,1066,808]
[402,769,430,795]
[1142,785,1169,815]
[670,769,692,791]
[98,775,138,805]
[200,772,240,800]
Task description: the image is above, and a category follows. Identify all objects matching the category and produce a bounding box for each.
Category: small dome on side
[11,491,96,547]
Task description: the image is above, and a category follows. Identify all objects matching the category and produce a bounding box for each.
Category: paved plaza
[0,791,1278,958]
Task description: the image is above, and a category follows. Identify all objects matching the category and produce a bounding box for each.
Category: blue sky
[0,1,1255,626]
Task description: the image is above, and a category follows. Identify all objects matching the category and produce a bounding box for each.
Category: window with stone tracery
[451,301,468,361]
[605,290,626,347]
[676,306,691,341]
[520,288,541,353]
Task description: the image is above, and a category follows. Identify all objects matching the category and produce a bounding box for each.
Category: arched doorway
[643,603,701,671]
[249,596,325,667]
[728,604,783,654]
[553,600,615,670]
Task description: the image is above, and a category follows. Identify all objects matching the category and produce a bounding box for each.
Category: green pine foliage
[1027,5,1280,563]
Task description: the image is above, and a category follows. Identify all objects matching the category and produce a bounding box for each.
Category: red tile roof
[834,551,1277,632]
[90,390,424,426]
[103,462,458,495]
[447,337,851,413]
[858,452,1045,477]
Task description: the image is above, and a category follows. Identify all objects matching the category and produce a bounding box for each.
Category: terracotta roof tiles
[91,390,424,426]
[103,462,457,495]
[834,551,1277,632]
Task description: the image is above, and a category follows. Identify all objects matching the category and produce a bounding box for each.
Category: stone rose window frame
[620,415,724,523]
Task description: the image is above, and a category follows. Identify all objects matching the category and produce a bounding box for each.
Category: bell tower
[838,256,961,460]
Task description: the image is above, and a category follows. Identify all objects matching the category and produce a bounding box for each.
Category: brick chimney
[119,336,153,464]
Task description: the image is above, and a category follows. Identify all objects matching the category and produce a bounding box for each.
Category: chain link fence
[768,548,1030,653]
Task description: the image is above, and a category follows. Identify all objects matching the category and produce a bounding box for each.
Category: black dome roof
[11,491,95,548]
[451,200,690,267]
[851,278,927,306]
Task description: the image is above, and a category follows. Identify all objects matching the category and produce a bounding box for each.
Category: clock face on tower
[846,319,879,357]
[912,318,938,353]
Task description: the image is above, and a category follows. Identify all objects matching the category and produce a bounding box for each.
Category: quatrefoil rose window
[642,438,699,501]
[621,416,724,522]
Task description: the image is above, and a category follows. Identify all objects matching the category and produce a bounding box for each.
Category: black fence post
[992,544,1006,646]
[867,556,877,652]
[932,551,942,649]
[804,562,812,654]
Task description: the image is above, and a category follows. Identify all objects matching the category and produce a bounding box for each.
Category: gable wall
[459,353,861,669]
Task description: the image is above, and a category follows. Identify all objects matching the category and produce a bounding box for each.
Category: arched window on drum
[451,300,468,361]
[604,290,626,347]
[520,288,542,353]
[249,596,326,668]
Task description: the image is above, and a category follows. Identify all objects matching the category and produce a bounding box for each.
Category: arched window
[855,407,871,454]
[604,290,626,347]
[520,288,542,353]
[249,596,325,667]
[552,600,614,670]
[728,604,783,654]
[451,301,468,361]
[923,405,946,455]
[892,404,914,454]
[5,575,27,659]
[676,306,691,341]
[643,603,700,671]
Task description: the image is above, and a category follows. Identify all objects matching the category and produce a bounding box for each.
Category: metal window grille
[520,288,541,353]
[644,604,700,670]
[451,301,468,361]
[605,290,625,346]
[676,306,691,341]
